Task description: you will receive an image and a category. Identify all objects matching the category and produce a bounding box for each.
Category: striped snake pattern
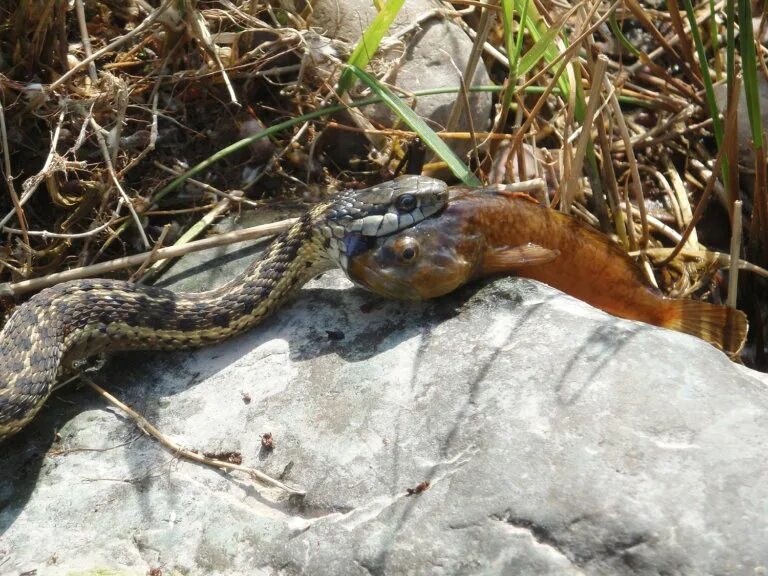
[0,176,448,440]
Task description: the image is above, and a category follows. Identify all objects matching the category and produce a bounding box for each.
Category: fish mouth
[348,262,425,301]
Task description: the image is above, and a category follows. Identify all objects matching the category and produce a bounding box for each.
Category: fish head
[342,215,484,301]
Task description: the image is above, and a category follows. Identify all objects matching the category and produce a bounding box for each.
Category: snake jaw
[322,175,449,273]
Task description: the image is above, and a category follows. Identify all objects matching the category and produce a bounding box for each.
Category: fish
[342,188,748,355]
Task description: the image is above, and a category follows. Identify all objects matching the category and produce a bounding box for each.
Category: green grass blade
[517,16,566,78]
[682,0,730,194]
[708,0,722,79]
[514,0,571,99]
[609,12,641,58]
[726,0,736,89]
[682,0,723,148]
[513,0,531,69]
[738,0,763,149]
[336,0,405,95]
[502,0,528,77]
[347,65,481,186]
[499,0,528,123]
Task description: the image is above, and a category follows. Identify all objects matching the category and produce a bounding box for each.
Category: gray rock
[1,238,768,575]
[308,0,492,160]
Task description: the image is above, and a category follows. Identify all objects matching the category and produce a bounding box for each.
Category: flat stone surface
[1,236,767,575]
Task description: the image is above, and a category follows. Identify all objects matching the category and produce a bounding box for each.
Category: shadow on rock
[555,320,648,405]
[0,280,470,533]
[0,276,645,545]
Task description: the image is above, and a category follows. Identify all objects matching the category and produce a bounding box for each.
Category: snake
[0,175,448,441]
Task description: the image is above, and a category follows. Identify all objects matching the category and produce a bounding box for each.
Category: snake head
[325,175,448,237]
[322,175,449,269]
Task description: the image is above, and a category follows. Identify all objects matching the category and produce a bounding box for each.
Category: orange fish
[343,188,748,355]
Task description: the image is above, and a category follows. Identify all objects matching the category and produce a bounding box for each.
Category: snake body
[0,176,448,441]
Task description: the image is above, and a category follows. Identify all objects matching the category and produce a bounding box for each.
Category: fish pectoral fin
[482,243,560,273]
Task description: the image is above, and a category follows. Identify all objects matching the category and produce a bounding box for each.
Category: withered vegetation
[0,0,766,368]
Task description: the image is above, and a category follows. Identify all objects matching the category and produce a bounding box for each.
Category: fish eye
[395,193,417,213]
[393,237,420,265]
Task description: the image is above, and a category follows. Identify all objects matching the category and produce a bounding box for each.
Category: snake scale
[0,175,448,441]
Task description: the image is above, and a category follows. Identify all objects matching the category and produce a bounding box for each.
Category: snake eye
[395,193,417,213]
[393,237,420,265]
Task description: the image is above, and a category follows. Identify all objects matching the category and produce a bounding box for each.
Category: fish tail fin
[663,300,748,355]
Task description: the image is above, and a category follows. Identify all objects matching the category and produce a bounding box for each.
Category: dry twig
[83,377,304,496]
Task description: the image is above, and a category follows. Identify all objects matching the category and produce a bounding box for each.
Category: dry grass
[0,0,766,368]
